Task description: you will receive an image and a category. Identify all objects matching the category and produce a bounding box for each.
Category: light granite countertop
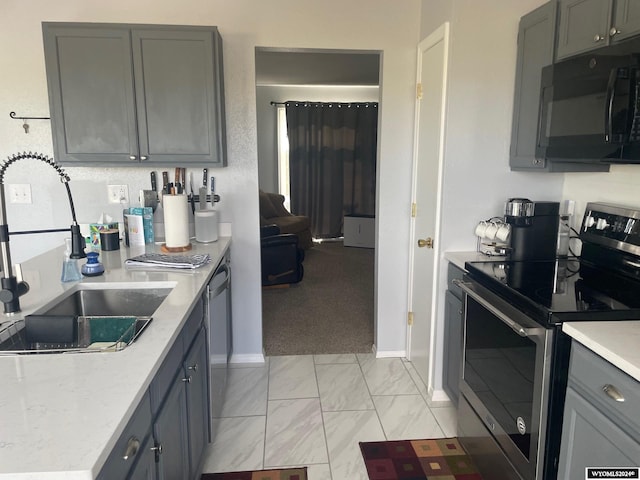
[0,237,230,479]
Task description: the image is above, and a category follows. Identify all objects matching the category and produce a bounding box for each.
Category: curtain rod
[270,101,377,107]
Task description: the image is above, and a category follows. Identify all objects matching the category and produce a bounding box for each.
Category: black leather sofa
[260,225,305,287]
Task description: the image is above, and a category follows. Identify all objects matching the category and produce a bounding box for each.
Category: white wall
[0,0,422,358]
[256,85,380,194]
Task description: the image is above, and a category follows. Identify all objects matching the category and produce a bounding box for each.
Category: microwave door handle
[605,68,618,143]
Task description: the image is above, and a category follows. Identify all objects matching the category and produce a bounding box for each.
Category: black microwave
[537,42,640,164]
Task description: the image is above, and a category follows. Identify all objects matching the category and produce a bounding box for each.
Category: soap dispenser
[61,238,82,282]
[81,251,105,277]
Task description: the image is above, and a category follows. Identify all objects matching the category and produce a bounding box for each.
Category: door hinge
[411,202,417,217]
[416,83,423,100]
[408,311,414,326]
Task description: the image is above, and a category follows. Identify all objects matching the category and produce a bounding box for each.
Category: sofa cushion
[274,215,311,234]
[259,190,280,219]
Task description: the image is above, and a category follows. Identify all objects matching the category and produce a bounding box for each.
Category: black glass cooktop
[465,258,640,325]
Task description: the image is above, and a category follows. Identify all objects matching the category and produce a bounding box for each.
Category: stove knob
[596,218,609,230]
[585,215,596,228]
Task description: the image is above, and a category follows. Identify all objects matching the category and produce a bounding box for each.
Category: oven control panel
[581,203,640,256]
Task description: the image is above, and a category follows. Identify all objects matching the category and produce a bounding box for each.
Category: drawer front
[97,391,152,480]
[569,341,640,435]
[447,262,465,299]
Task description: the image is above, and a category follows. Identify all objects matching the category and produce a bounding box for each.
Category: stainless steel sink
[0,286,172,355]
[39,287,172,318]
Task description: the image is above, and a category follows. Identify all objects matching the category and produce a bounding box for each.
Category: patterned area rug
[360,438,483,479]
[201,467,307,480]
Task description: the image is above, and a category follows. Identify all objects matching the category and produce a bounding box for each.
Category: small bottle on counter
[61,238,82,282]
[81,251,105,277]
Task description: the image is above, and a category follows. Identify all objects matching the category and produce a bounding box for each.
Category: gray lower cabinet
[443,263,465,406]
[509,2,556,171]
[558,341,640,478]
[556,0,640,60]
[153,371,190,480]
[97,299,210,480]
[184,325,210,475]
[42,23,227,166]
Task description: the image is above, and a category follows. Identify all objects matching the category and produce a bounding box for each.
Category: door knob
[418,237,434,248]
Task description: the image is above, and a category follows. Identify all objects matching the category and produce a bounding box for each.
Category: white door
[407,23,449,393]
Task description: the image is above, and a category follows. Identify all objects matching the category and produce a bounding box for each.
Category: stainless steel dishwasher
[204,251,232,421]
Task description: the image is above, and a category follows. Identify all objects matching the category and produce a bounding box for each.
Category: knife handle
[203,168,208,187]
[150,172,157,192]
[162,171,169,192]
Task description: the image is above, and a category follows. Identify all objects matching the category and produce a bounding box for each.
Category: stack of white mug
[475,219,511,243]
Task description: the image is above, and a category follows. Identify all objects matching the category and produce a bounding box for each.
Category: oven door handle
[455,280,541,338]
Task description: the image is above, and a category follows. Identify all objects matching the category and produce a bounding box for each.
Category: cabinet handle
[602,384,625,402]
[610,27,621,37]
[122,436,140,461]
[187,363,198,372]
[594,34,605,42]
[150,443,163,455]
[129,155,137,161]
[182,375,192,383]
[140,156,148,161]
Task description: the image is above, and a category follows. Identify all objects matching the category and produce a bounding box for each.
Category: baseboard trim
[228,353,266,365]
[428,387,453,404]
[374,349,407,358]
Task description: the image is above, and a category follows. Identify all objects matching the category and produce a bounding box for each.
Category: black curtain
[285,101,378,238]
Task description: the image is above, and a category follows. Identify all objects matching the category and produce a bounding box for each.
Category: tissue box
[90,223,119,248]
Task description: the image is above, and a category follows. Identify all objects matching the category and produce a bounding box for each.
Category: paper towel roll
[163,194,190,248]
[195,210,219,243]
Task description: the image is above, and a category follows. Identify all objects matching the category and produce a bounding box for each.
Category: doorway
[407,23,450,396]
[255,48,381,355]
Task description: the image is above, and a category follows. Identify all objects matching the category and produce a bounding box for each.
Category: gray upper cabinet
[510,2,557,170]
[43,23,227,167]
[556,0,640,60]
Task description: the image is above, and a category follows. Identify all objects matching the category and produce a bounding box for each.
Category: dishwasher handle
[454,279,542,338]
[209,262,230,298]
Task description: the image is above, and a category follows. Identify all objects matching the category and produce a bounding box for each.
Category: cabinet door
[611,0,640,42]
[153,374,189,480]
[556,0,613,60]
[558,387,640,478]
[127,434,157,480]
[443,290,463,406]
[43,24,140,164]
[131,28,227,165]
[510,2,556,170]
[184,325,210,477]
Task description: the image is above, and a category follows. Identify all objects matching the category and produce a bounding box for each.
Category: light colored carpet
[262,241,374,356]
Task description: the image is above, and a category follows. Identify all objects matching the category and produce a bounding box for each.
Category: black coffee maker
[504,198,560,261]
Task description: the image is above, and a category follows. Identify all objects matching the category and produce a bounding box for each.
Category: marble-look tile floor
[201,354,457,480]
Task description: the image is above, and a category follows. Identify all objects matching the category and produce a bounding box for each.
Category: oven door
[457,279,553,480]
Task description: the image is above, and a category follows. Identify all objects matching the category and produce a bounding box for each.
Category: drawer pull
[150,443,163,455]
[602,384,625,402]
[122,437,140,461]
[187,363,198,372]
[182,375,192,383]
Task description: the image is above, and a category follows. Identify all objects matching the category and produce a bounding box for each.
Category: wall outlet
[7,184,32,204]
[108,184,129,204]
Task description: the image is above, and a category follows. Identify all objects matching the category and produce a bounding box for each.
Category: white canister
[163,194,190,248]
[195,210,219,243]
